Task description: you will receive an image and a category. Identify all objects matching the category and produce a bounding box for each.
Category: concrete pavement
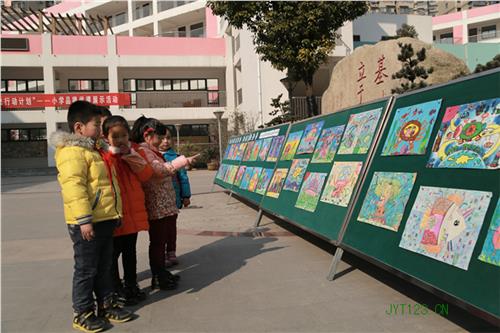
[1,170,495,332]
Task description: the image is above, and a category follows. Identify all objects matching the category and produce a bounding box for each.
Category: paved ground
[1,170,496,332]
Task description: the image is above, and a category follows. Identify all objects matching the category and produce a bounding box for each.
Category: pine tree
[391,43,434,94]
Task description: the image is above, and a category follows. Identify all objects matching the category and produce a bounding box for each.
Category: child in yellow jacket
[50,101,133,333]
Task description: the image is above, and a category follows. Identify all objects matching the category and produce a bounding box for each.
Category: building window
[123,79,136,92]
[2,79,44,92]
[439,32,453,44]
[237,88,243,105]
[69,79,108,91]
[1,128,47,142]
[93,80,108,91]
[469,28,478,42]
[353,35,361,42]
[172,79,189,90]
[399,6,411,14]
[177,26,186,38]
[17,80,27,92]
[190,79,206,90]
[190,22,204,38]
[114,12,127,26]
[7,80,17,92]
[481,25,497,40]
[124,78,218,92]
[136,79,154,91]
[1,80,5,92]
[155,79,172,91]
[179,124,209,137]
[30,128,47,141]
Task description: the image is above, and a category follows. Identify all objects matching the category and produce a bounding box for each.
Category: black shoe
[73,310,106,333]
[125,283,147,302]
[98,300,133,323]
[163,269,181,282]
[151,273,178,290]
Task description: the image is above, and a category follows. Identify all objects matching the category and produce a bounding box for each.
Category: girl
[130,116,197,290]
[159,130,192,267]
[101,115,151,305]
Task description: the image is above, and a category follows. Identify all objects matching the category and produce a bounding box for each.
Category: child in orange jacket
[101,115,152,305]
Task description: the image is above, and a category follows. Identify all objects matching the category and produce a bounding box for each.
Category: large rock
[322,37,470,114]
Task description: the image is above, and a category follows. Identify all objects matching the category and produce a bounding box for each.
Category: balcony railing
[157,28,205,38]
[158,0,196,12]
[469,31,499,42]
[126,90,226,109]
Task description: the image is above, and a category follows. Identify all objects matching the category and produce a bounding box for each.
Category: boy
[50,101,133,332]
[158,128,192,266]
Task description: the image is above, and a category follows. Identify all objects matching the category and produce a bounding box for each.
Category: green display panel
[260,99,391,242]
[341,70,500,319]
[229,123,290,205]
[213,134,245,190]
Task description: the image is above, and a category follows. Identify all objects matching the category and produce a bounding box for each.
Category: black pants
[68,220,117,314]
[112,232,138,288]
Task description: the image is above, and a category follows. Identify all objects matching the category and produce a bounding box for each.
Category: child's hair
[67,101,101,133]
[102,115,130,137]
[96,106,112,118]
[130,116,167,143]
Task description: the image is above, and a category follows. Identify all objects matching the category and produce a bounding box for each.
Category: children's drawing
[233,166,247,187]
[281,131,303,161]
[227,165,239,184]
[338,108,382,155]
[478,199,500,267]
[320,161,363,207]
[247,167,262,192]
[249,140,263,161]
[427,98,500,170]
[382,99,442,156]
[297,121,325,154]
[283,159,310,192]
[256,168,274,195]
[216,164,227,180]
[399,186,492,270]
[311,125,345,163]
[243,141,255,162]
[239,167,254,190]
[267,135,285,162]
[295,172,327,212]
[223,145,232,160]
[266,168,289,198]
[358,172,417,231]
[257,138,273,161]
[235,142,247,161]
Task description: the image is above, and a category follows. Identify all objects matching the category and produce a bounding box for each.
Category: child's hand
[183,198,191,207]
[122,149,148,172]
[80,223,94,241]
[187,153,200,166]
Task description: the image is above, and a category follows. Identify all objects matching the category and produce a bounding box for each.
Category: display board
[259,98,392,242]
[213,134,245,190]
[340,70,500,319]
[226,123,290,205]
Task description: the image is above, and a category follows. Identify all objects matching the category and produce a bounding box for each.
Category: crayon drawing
[399,186,492,270]
[257,138,273,161]
[281,131,303,161]
[283,159,310,192]
[247,167,263,192]
[338,108,382,155]
[297,121,325,154]
[243,141,254,161]
[295,172,327,212]
[427,98,500,170]
[311,125,345,163]
[358,172,417,232]
[227,165,239,184]
[256,168,274,195]
[239,167,254,190]
[249,140,262,161]
[382,99,442,156]
[235,142,247,161]
[478,199,500,267]
[266,168,289,198]
[233,166,247,187]
[320,162,363,207]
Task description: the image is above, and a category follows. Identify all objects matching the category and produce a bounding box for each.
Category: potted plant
[203,146,220,170]
[178,142,197,170]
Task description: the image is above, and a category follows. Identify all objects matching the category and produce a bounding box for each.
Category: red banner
[1,93,131,109]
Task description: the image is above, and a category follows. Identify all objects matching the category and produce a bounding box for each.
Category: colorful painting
[257,138,273,161]
[239,167,254,190]
[235,142,247,161]
[216,164,227,180]
[382,100,442,156]
[320,162,363,207]
[358,172,417,232]
[243,141,255,161]
[247,167,262,192]
[223,145,232,160]
[296,121,325,154]
[283,159,310,192]
[295,172,327,212]
[233,166,247,187]
[311,125,345,163]
[478,199,500,267]
[255,168,274,195]
[338,108,382,155]
[266,168,289,198]
[399,186,492,270]
[249,140,263,161]
[267,135,285,162]
[427,98,500,169]
[281,131,303,161]
[227,165,239,184]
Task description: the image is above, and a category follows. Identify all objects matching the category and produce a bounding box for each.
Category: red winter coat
[101,148,152,237]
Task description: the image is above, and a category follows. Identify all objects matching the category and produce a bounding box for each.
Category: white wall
[354,13,433,43]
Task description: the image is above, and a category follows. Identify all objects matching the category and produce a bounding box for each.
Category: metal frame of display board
[327,68,500,325]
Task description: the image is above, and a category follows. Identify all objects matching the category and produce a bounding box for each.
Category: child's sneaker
[167,251,179,266]
[72,310,106,333]
[123,283,147,304]
[98,299,133,323]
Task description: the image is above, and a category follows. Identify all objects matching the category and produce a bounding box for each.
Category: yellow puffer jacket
[50,131,122,225]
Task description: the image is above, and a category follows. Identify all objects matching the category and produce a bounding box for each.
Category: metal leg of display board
[226,191,234,204]
[253,209,263,228]
[327,248,344,281]
[210,182,216,193]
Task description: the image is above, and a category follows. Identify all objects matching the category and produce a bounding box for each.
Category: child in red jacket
[101,115,152,305]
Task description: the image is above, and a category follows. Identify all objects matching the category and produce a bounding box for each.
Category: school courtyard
[1,170,495,332]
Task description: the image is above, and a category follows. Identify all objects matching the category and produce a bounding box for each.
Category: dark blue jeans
[68,220,117,314]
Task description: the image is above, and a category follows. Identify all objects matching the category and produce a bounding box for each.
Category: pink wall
[116,36,225,56]
[432,11,462,25]
[205,7,218,38]
[453,25,464,44]
[52,35,108,55]
[1,34,42,54]
[468,4,500,18]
